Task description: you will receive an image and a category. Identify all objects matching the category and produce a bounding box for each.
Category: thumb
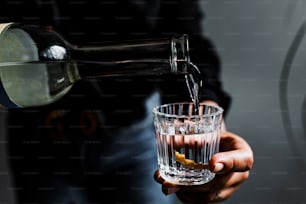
[210,150,253,173]
[209,132,254,173]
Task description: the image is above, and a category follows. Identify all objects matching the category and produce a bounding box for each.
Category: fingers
[207,184,241,203]
[208,171,250,193]
[175,185,240,204]
[153,170,180,195]
[207,172,249,203]
[153,169,163,183]
[175,172,249,203]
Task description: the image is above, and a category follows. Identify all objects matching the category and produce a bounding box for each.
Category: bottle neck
[69,34,190,78]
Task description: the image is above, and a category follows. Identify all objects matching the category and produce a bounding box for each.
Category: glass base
[160,168,215,186]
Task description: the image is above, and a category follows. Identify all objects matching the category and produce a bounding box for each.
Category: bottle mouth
[170,34,190,73]
[0,22,15,36]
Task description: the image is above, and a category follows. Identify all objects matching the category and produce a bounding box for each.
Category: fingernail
[214,163,224,172]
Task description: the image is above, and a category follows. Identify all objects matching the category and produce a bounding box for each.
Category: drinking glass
[152,102,223,185]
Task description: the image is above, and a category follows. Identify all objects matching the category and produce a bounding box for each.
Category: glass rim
[152,102,224,118]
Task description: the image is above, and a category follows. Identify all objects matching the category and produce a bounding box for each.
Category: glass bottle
[0,22,198,108]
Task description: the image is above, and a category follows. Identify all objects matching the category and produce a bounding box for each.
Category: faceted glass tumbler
[152,102,223,185]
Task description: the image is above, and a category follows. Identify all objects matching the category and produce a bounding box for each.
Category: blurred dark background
[202,0,306,203]
[1,0,306,203]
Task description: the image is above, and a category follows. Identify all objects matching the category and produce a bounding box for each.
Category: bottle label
[0,22,13,35]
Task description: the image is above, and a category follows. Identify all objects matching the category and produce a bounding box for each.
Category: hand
[154,131,254,203]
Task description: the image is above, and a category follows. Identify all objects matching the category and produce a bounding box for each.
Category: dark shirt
[0,1,231,202]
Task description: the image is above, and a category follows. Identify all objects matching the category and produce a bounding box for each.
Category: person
[0,0,254,203]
